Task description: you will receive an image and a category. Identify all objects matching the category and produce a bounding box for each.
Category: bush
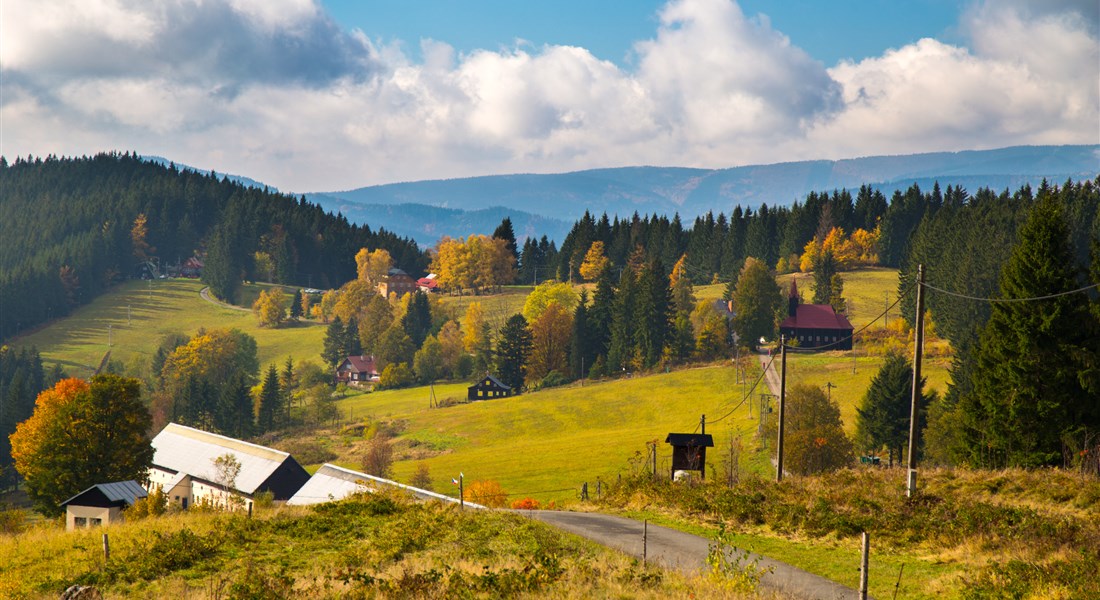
[127,486,169,519]
[510,497,540,510]
[464,480,508,508]
[410,462,433,491]
[379,363,414,389]
[277,439,337,466]
[362,437,394,479]
[539,370,568,389]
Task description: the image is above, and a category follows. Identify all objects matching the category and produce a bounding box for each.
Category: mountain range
[158,146,1100,246]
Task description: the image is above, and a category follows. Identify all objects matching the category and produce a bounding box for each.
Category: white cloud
[0,0,1095,191]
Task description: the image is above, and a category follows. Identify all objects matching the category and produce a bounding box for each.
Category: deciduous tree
[10,375,154,516]
[579,241,610,281]
[527,302,573,385]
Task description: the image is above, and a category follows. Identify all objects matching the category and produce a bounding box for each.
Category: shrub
[510,497,540,510]
[362,437,394,479]
[0,509,25,535]
[277,439,337,466]
[128,485,169,519]
[410,462,433,490]
[464,480,508,508]
[539,370,568,389]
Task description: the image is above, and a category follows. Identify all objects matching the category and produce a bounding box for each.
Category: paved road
[523,510,861,599]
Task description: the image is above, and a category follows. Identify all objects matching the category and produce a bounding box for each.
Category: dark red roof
[344,355,378,374]
[417,277,438,288]
[780,304,853,330]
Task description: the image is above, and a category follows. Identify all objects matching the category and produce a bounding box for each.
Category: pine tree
[495,314,532,391]
[258,364,281,433]
[322,316,345,367]
[569,290,592,379]
[401,291,432,348]
[635,259,672,369]
[855,353,930,466]
[289,289,303,320]
[964,195,1100,467]
[344,317,363,357]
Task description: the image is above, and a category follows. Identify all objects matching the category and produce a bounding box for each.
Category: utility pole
[776,335,787,483]
[700,414,706,435]
[906,264,925,498]
[884,291,889,328]
[108,324,112,348]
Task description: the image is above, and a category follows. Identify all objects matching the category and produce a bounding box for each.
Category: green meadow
[10,279,327,378]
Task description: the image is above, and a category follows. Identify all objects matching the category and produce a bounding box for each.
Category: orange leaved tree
[10,375,154,516]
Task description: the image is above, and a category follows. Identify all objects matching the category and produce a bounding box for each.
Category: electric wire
[783,281,915,354]
[920,280,1099,303]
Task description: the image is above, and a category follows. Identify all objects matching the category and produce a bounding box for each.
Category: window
[74,517,87,528]
[90,518,102,527]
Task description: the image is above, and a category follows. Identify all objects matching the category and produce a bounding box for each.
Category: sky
[1,0,1097,192]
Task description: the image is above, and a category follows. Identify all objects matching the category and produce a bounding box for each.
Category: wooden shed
[664,433,714,480]
[60,480,147,531]
[468,374,513,400]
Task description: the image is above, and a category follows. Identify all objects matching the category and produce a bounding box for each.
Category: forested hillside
[0,153,427,341]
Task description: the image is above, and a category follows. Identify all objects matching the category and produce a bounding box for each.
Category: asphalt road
[522,510,862,600]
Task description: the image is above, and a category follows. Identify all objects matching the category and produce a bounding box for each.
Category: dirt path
[199,286,251,311]
[522,510,860,599]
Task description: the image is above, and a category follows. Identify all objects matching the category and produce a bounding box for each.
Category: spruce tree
[322,316,345,367]
[495,314,532,391]
[569,291,591,379]
[964,195,1099,467]
[258,364,281,433]
[344,317,363,357]
[401,291,432,348]
[289,289,303,320]
[855,353,930,466]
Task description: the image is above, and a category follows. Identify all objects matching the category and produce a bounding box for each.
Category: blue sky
[1,0,1096,191]
[321,0,962,67]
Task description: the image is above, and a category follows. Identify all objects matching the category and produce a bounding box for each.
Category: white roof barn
[287,464,371,506]
[149,423,309,502]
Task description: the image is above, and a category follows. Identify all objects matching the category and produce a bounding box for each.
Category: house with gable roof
[146,423,309,511]
[779,280,854,351]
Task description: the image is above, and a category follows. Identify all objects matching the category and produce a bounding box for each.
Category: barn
[147,423,310,511]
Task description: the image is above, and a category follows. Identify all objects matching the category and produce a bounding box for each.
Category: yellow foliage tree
[355,248,393,287]
[130,213,154,261]
[527,302,573,385]
[522,281,579,323]
[462,302,486,354]
[252,288,287,327]
[579,241,610,281]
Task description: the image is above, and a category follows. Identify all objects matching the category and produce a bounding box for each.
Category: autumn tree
[10,375,154,516]
[731,257,782,349]
[154,328,258,431]
[522,281,579,323]
[579,241,610,281]
[252,287,288,327]
[527,302,573,385]
[357,294,395,355]
[131,213,155,261]
[355,247,393,287]
[768,384,854,475]
[437,320,467,378]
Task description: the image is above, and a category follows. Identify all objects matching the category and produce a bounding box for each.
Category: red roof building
[779,280,854,351]
[335,355,380,387]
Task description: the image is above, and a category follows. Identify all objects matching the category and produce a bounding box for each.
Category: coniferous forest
[0,152,428,341]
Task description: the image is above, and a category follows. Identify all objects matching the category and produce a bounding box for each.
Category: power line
[702,350,778,428]
[920,281,1099,303]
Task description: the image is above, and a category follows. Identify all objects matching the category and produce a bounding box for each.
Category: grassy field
[0,491,753,599]
[324,347,951,504]
[9,279,327,378]
[437,285,534,331]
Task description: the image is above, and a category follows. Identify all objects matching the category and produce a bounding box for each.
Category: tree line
[0,152,427,341]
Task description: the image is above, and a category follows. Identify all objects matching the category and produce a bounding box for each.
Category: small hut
[664,433,714,480]
[60,480,147,530]
[468,374,513,400]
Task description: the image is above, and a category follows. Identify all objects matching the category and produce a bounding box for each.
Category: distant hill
[314,145,1098,242]
[305,195,571,246]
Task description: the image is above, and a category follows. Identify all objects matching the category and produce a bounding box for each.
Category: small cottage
[61,480,147,531]
[665,433,714,480]
[779,280,854,351]
[468,374,513,400]
[335,355,380,387]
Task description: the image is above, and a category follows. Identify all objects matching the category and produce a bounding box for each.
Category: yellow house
[60,480,147,531]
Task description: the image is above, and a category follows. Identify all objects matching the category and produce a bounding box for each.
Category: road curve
[199,286,251,312]
[522,510,861,600]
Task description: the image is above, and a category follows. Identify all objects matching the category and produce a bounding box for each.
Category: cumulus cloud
[0,0,1095,191]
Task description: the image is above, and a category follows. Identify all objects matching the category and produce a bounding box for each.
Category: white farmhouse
[147,423,309,511]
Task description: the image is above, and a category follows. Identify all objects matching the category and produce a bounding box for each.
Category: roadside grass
[599,468,1100,599]
[9,279,326,379]
[0,490,758,599]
